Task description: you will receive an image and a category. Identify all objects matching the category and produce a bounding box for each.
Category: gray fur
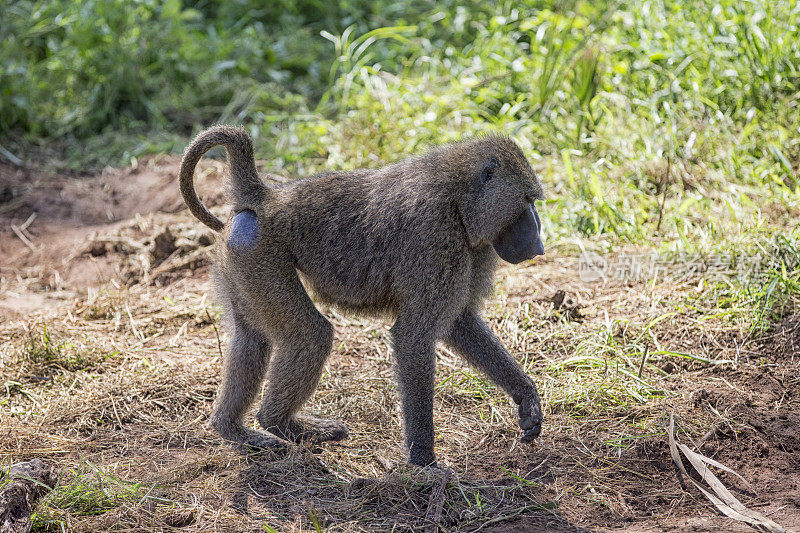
[180,125,545,466]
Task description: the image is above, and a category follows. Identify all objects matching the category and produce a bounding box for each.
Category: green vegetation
[3,0,797,243]
[23,325,106,372]
[31,463,163,531]
[699,233,800,332]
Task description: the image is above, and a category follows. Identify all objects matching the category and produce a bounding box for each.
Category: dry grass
[1,210,799,532]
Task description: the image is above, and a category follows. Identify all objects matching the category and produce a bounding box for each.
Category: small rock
[0,186,13,204]
[89,242,107,257]
[549,290,585,322]
[151,227,177,262]
[164,509,196,528]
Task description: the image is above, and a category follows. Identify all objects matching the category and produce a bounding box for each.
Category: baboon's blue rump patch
[227,209,259,250]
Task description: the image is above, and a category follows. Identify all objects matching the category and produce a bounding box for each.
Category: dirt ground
[1,158,798,532]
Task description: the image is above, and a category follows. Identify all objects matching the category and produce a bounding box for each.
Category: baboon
[180,125,545,466]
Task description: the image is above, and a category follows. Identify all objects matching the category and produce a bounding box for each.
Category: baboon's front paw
[408,446,437,467]
[413,459,441,470]
[517,395,543,442]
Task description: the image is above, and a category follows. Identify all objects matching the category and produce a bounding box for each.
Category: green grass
[539,316,670,418]
[22,325,107,373]
[535,233,800,423]
[213,0,799,256]
[31,462,164,532]
[693,231,800,332]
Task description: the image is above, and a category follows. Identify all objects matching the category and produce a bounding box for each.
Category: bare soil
[1,160,798,532]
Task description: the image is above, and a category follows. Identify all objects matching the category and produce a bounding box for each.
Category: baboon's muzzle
[491,204,544,264]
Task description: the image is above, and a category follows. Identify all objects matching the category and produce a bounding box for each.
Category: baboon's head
[452,136,545,264]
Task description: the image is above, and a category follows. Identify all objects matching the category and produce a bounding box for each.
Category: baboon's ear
[480,158,500,185]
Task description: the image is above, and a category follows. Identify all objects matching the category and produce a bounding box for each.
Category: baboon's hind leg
[253,274,349,444]
[209,316,286,451]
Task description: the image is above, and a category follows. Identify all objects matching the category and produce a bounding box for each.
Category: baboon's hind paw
[241,431,289,452]
[216,426,289,453]
[303,416,350,443]
[266,415,349,444]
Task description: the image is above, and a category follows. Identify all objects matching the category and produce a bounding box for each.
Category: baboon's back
[273,166,465,315]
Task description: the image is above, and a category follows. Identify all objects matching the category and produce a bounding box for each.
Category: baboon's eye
[481,158,499,184]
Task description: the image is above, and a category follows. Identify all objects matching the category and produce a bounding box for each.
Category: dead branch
[0,459,58,533]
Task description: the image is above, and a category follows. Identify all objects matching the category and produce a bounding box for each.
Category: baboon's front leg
[444,308,542,441]
[391,318,437,466]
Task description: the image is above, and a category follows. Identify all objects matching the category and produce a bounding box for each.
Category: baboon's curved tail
[179,125,265,232]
